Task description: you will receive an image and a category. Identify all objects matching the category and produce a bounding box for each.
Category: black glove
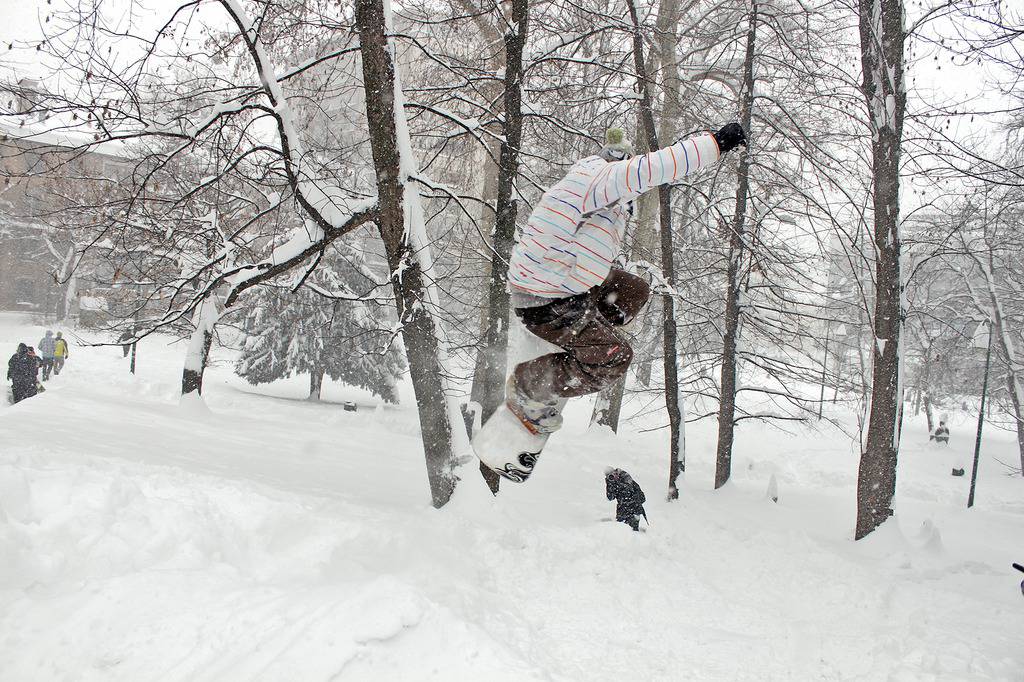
[713,122,747,154]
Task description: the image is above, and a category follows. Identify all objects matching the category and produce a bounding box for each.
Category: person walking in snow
[7,344,38,403]
[38,330,56,381]
[503,123,746,434]
[605,467,647,531]
[53,332,69,376]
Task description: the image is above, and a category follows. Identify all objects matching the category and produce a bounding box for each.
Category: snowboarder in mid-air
[605,468,647,531]
[473,122,747,481]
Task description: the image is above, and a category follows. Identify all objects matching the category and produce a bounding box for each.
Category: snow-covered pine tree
[236,245,405,403]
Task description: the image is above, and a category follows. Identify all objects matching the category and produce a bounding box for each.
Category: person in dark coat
[605,467,647,531]
[7,344,38,403]
[931,421,950,444]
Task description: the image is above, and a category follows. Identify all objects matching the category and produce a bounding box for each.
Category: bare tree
[855,0,907,540]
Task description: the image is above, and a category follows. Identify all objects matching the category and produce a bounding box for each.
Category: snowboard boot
[505,375,566,436]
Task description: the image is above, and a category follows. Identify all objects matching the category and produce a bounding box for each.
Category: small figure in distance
[38,330,57,381]
[605,467,647,532]
[930,421,950,445]
[53,332,70,376]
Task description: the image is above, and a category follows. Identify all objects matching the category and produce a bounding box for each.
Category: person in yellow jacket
[53,332,70,376]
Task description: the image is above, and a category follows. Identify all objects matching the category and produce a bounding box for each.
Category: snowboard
[472,402,550,482]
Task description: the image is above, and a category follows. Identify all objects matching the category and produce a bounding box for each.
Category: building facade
[0,79,126,317]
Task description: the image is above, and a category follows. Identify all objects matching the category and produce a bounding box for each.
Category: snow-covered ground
[1,311,1021,681]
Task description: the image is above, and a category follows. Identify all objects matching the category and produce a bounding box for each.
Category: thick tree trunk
[56,245,78,321]
[919,343,934,431]
[715,2,757,490]
[591,377,626,431]
[357,0,459,506]
[635,302,662,387]
[855,0,906,540]
[181,296,218,396]
[309,369,324,401]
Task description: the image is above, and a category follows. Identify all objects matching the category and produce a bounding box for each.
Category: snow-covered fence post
[855,0,907,540]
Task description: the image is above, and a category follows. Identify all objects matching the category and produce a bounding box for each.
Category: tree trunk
[594,0,682,432]
[715,1,757,490]
[636,302,662,387]
[309,369,324,401]
[181,296,218,396]
[625,0,684,500]
[855,0,906,540]
[923,392,934,434]
[591,376,626,431]
[986,310,1024,476]
[357,0,460,507]
[56,244,78,321]
[1002,370,1024,475]
[472,0,529,427]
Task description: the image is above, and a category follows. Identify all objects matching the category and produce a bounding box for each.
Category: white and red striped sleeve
[580,133,721,213]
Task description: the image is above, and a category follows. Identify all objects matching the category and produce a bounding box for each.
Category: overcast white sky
[0,0,1009,185]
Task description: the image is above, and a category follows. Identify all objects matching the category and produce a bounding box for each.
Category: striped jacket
[508,132,721,299]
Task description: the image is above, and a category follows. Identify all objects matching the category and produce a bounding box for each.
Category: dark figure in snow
[7,344,38,404]
[504,123,747,434]
[38,330,56,381]
[605,467,647,531]
[931,421,950,444]
[26,347,43,393]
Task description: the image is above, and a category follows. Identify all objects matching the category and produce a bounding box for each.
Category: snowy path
[1,314,1021,681]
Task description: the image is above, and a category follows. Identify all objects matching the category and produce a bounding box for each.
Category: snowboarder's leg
[593,268,651,327]
[512,268,650,405]
[505,374,567,435]
[513,309,632,401]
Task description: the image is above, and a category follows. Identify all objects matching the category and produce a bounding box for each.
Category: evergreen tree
[236,246,405,403]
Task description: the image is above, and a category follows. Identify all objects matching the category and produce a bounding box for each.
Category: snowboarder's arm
[580,129,731,213]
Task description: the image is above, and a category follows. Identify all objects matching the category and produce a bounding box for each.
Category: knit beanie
[599,127,634,161]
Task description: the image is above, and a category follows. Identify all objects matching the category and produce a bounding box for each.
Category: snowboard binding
[504,375,566,435]
[471,377,566,483]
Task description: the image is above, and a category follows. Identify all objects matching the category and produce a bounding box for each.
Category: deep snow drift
[0,312,1021,681]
